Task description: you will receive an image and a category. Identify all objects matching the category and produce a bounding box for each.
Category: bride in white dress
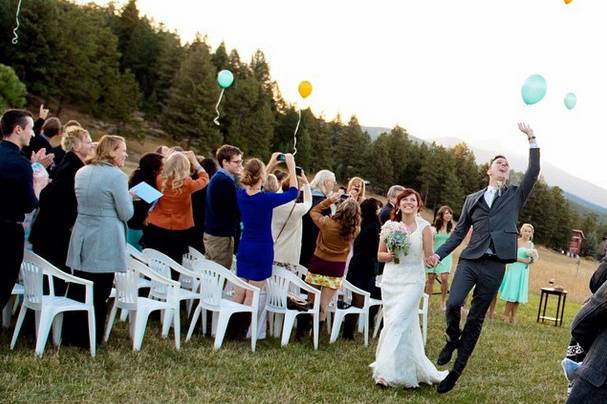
[371,189,448,388]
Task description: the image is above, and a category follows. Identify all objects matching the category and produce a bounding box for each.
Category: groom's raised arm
[518,123,540,204]
[434,195,473,261]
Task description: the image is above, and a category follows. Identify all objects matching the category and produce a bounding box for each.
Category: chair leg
[10,305,28,349]
[213,311,232,351]
[88,308,96,357]
[363,311,369,347]
[373,308,383,338]
[312,311,319,350]
[35,309,54,357]
[173,305,181,350]
[330,311,345,343]
[186,304,202,342]
[133,308,152,351]
[119,308,128,322]
[161,307,174,338]
[280,312,296,346]
[250,309,258,352]
[52,313,64,346]
[104,302,118,342]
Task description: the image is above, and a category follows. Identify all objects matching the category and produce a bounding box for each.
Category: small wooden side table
[537,287,568,327]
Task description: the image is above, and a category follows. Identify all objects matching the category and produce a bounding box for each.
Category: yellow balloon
[298,81,313,98]
[564,0,572,4]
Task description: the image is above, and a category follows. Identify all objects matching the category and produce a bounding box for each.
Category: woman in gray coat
[64,135,134,348]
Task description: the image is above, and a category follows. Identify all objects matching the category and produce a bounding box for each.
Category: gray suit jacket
[435,147,540,263]
[570,282,607,393]
[66,163,134,273]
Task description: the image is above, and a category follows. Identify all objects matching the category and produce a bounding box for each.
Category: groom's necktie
[484,187,497,208]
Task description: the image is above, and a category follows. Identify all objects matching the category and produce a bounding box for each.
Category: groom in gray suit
[426,123,540,393]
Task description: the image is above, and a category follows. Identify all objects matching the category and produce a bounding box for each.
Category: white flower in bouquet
[380,221,410,264]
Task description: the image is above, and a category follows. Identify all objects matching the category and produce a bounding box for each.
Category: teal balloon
[521,74,547,105]
[564,92,577,110]
[217,69,234,89]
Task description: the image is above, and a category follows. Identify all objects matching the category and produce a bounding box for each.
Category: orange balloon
[298,81,313,98]
[564,0,572,4]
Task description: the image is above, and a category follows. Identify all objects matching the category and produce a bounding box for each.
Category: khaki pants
[203,233,234,270]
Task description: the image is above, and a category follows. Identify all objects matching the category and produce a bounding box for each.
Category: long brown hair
[333,199,361,239]
[433,205,454,233]
[390,188,424,222]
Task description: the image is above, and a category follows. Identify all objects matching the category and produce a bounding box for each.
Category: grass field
[20,115,594,402]
[1,276,581,403]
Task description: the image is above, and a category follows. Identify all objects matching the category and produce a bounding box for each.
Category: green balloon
[564,92,577,110]
[217,69,234,89]
[521,74,547,105]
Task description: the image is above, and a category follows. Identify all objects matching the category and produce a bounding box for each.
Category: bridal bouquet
[527,248,539,264]
[380,221,410,264]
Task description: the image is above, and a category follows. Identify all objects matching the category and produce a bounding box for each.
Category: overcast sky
[78,0,606,188]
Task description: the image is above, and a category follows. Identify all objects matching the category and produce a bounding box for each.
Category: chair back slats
[20,261,44,306]
[116,263,139,309]
[183,252,229,307]
[142,250,172,300]
[267,268,291,309]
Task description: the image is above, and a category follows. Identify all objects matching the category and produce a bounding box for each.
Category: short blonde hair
[159,152,190,193]
[61,126,89,152]
[89,135,125,165]
[264,174,280,192]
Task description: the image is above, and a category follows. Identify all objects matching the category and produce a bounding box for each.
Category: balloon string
[12,0,23,45]
[213,89,225,126]
[293,108,301,156]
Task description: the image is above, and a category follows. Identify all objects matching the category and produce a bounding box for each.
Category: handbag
[287,292,312,311]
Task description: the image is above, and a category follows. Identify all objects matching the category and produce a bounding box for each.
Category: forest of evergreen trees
[1,0,605,255]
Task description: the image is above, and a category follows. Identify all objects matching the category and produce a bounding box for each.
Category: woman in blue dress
[498,223,537,324]
[233,153,298,307]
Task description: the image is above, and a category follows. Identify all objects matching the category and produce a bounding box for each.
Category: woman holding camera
[304,194,361,328]
[143,151,209,271]
[233,153,298,305]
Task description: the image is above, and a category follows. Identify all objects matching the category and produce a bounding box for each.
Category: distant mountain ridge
[362,126,607,214]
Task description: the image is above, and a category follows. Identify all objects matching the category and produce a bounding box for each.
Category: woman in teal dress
[425,206,455,311]
[499,223,537,324]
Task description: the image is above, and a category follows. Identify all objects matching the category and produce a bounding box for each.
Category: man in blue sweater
[0,109,48,310]
[203,144,243,269]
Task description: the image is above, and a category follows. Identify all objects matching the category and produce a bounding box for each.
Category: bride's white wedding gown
[370,217,448,388]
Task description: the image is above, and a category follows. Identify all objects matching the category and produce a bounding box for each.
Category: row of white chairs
[6,247,429,357]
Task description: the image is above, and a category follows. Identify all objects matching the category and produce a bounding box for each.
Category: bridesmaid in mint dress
[499,223,537,324]
[425,206,455,311]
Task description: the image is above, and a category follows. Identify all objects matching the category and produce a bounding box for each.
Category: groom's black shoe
[436,370,461,394]
[437,339,458,366]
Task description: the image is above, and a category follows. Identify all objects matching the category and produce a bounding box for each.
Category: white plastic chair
[185,255,260,352]
[266,267,321,349]
[2,283,24,328]
[111,244,154,323]
[327,280,371,346]
[366,297,383,337]
[11,251,96,357]
[142,249,201,323]
[105,257,181,351]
